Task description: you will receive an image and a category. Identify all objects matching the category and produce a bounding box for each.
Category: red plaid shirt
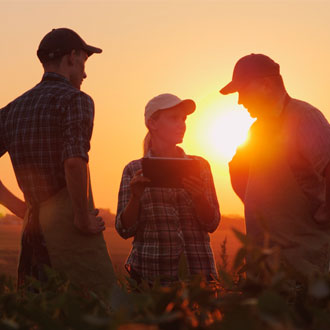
[0,72,94,203]
[115,149,220,284]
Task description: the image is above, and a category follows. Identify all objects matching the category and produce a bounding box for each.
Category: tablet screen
[142,157,201,188]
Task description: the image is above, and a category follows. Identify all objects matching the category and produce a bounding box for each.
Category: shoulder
[188,155,211,170]
[122,158,143,175]
[288,98,329,126]
[69,90,94,107]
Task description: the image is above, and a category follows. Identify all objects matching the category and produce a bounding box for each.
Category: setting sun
[203,108,254,161]
[184,96,255,164]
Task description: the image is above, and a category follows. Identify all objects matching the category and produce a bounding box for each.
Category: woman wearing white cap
[115,93,220,285]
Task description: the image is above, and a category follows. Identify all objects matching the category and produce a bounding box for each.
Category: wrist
[74,210,89,225]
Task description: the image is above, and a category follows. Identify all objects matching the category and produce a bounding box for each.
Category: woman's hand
[130,169,151,199]
[183,176,216,228]
[120,170,150,232]
[182,176,205,203]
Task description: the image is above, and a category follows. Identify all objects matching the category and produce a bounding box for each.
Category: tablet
[142,157,201,188]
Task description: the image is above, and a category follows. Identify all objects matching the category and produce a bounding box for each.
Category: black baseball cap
[37,28,102,63]
[220,54,280,95]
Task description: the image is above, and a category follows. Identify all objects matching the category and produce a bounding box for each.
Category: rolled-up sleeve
[61,92,94,163]
[115,164,139,239]
[297,108,330,176]
[196,157,221,233]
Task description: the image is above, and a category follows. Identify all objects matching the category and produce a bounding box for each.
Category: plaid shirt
[231,97,330,224]
[115,149,220,283]
[0,72,94,203]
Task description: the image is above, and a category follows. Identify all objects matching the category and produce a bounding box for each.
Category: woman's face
[149,105,187,145]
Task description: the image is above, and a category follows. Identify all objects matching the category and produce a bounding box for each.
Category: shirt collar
[41,72,70,84]
[146,146,188,158]
[275,93,291,117]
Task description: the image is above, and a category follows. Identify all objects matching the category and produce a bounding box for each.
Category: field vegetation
[0,213,330,329]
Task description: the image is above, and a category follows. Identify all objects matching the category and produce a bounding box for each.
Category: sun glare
[185,97,255,164]
[205,109,254,160]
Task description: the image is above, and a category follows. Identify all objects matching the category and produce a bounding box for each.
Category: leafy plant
[1,230,330,329]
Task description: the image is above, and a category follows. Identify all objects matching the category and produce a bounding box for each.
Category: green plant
[1,229,330,330]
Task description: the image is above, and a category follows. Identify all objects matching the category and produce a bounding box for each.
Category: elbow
[115,218,135,240]
[207,211,221,233]
[64,157,87,171]
[116,228,134,240]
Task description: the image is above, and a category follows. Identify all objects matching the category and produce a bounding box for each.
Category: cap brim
[179,99,196,115]
[219,81,238,95]
[84,44,102,56]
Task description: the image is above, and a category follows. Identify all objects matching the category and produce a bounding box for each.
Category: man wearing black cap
[0,28,115,292]
[220,54,330,277]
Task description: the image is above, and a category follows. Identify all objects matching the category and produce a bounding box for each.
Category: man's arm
[324,162,330,222]
[0,181,26,219]
[64,157,104,234]
[228,121,260,203]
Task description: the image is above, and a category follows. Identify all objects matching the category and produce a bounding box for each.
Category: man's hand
[74,208,105,235]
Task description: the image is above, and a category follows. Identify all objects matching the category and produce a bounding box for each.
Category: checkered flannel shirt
[0,72,94,203]
[116,150,220,283]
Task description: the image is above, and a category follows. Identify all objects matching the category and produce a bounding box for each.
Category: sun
[204,108,254,161]
[183,96,255,163]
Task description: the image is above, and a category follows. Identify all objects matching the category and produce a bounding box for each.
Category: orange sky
[1,0,330,216]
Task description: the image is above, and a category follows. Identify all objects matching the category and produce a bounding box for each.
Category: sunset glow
[199,105,254,162]
[1,1,330,217]
[183,96,255,164]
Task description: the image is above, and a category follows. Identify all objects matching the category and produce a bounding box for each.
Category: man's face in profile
[69,50,88,90]
[237,78,270,119]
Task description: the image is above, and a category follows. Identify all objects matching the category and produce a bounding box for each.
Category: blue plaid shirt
[0,72,94,203]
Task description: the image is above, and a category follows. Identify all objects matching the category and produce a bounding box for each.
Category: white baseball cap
[144,93,196,125]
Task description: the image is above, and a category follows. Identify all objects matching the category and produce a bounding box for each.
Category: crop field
[0,216,244,278]
[1,217,330,329]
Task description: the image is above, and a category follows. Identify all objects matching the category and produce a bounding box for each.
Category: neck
[261,90,288,121]
[150,138,179,158]
[44,66,70,82]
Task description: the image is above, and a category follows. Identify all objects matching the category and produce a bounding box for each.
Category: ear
[262,77,273,90]
[66,50,77,66]
[147,117,158,131]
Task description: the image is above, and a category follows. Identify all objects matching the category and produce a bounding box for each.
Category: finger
[182,178,198,190]
[183,177,203,190]
[183,180,202,195]
[98,220,105,226]
[184,176,203,185]
[135,169,143,176]
[132,177,151,185]
[97,225,105,232]
[90,208,99,216]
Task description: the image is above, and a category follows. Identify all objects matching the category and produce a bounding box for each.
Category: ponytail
[143,131,152,156]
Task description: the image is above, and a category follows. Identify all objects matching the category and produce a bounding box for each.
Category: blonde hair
[143,111,162,156]
[143,131,152,156]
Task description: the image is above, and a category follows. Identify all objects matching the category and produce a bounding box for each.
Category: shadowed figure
[221,53,330,277]
[0,28,115,294]
[115,93,220,286]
